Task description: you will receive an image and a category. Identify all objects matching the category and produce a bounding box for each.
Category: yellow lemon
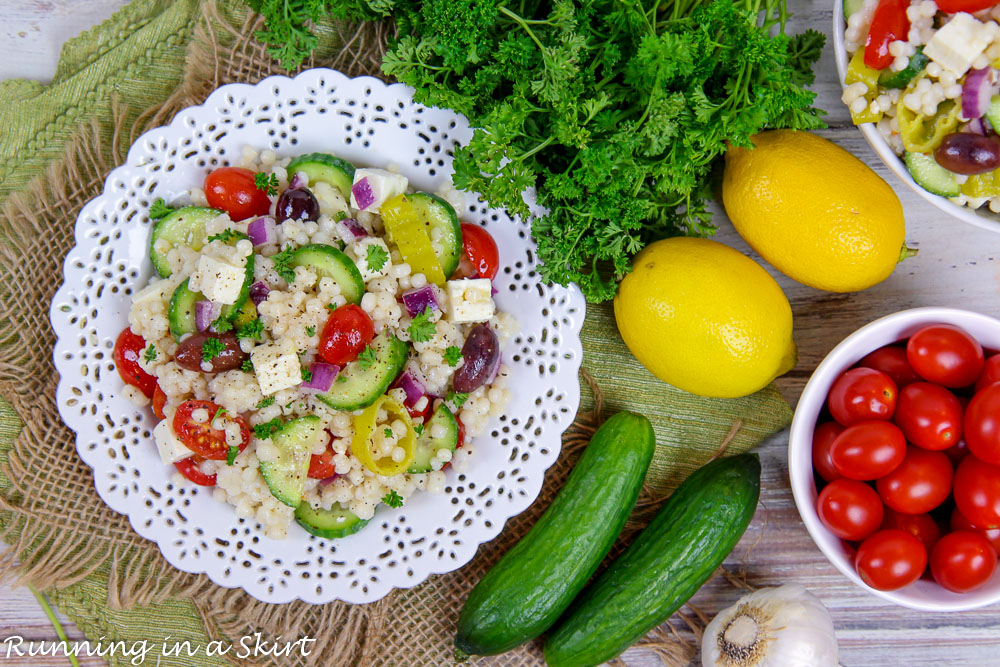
[723,130,911,293]
[614,237,796,398]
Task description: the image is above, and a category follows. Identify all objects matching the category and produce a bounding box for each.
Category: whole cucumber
[454,412,656,655]
[544,453,761,667]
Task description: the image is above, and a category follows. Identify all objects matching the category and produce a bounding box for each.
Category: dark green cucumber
[295,502,369,538]
[286,153,356,198]
[149,206,221,277]
[407,192,463,277]
[315,333,409,411]
[454,412,656,656]
[168,279,203,340]
[843,0,864,18]
[287,243,365,304]
[878,48,929,89]
[407,404,459,473]
[543,454,761,667]
[260,416,325,508]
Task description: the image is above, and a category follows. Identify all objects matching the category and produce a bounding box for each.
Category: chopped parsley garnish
[226,446,239,466]
[241,359,254,373]
[408,307,436,343]
[381,490,404,508]
[212,406,228,425]
[357,345,377,370]
[336,375,347,384]
[384,428,394,439]
[148,198,172,220]
[414,424,425,436]
[366,244,389,273]
[305,325,316,337]
[301,367,313,382]
[143,344,157,363]
[443,346,462,367]
[335,211,348,221]
[236,319,264,340]
[254,171,280,196]
[253,418,283,439]
[256,396,275,409]
[271,247,297,283]
[211,316,234,333]
[326,303,337,311]
[447,391,469,408]
[201,338,226,362]
[207,229,243,244]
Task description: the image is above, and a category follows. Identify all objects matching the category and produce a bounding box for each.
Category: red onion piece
[967,118,988,135]
[352,177,375,210]
[963,68,995,120]
[319,473,340,487]
[391,371,425,407]
[338,217,368,240]
[301,362,340,392]
[195,300,222,332]
[247,216,277,246]
[289,171,307,190]
[401,286,439,317]
[249,281,271,306]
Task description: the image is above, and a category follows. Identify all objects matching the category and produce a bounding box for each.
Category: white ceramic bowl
[832,1,1000,234]
[789,307,1000,611]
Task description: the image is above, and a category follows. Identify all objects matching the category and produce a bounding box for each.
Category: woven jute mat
[0,3,791,665]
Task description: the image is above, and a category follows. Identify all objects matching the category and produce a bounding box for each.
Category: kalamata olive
[174,331,247,373]
[275,187,320,223]
[453,323,500,394]
[934,133,1000,175]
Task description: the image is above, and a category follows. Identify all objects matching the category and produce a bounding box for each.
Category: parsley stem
[498,6,546,51]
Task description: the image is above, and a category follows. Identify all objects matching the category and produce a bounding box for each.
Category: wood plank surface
[3,0,1000,665]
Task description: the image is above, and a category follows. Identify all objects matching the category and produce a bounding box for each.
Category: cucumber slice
[168,279,203,340]
[295,502,369,539]
[149,207,221,278]
[316,333,409,411]
[288,243,366,304]
[407,404,459,474]
[259,416,325,508]
[878,48,929,89]
[286,153,356,198]
[843,0,864,18]
[407,192,463,278]
[904,152,961,197]
[986,96,1000,130]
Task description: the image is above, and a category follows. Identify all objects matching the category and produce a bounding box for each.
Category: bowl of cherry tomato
[789,307,1000,611]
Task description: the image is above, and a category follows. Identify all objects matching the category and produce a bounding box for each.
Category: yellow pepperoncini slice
[379,194,447,286]
[351,395,416,476]
[961,169,1000,198]
[846,50,884,124]
[897,76,961,153]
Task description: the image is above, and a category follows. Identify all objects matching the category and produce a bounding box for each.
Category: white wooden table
[3,1,1000,666]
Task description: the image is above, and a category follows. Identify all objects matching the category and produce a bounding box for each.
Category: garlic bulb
[701,584,839,667]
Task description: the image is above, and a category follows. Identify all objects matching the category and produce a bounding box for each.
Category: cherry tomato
[951,507,1000,553]
[954,455,1000,528]
[857,345,920,388]
[152,384,167,420]
[976,355,1000,392]
[828,367,897,426]
[864,0,911,70]
[173,399,250,460]
[936,0,1000,13]
[204,166,272,221]
[455,414,466,449]
[813,421,846,482]
[830,421,907,480]
[930,531,998,593]
[318,304,375,365]
[174,457,217,486]
[817,478,885,541]
[454,223,499,280]
[875,446,953,514]
[907,324,984,388]
[882,509,942,554]
[965,383,1000,464]
[113,328,157,398]
[945,439,970,467]
[894,382,963,452]
[308,449,337,479]
[855,529,927,591]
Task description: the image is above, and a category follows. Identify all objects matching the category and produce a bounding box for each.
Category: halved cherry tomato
[951,506,1000,554]
[882,509,942,554]
[865,0,911,70]
[930,530,998,593]
[817,478,885,541]
[174,457,217,486]
[976,355,1000,392]
[965,383,1000,464]
[813,421,846,483]
[204,166,272,221]
[856,529,927,591]
[876,446,953,514]
[113,328,157,398]
[907,324,984,388]
[308,449,337,479]
[406,399,433,423]
[318,304,375,365]
[173,399,250,460]
[895,382,963,451]
[455,414,466,449]
[453,223,499,280]
[857,345,920,388]
[936,0,1000,13]
[830,420,907,480]
[152,384,168,420]
[954,455,1000,528]
[827,367,897,426]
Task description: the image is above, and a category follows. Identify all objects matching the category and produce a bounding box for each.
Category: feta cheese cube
[350,168,408,212]
[924,12,991,75]
[446,279,495,323]
[352,237,392,282]
[132,279,172,306]
[313,181,351,219]
[153,419,195,465]
[192,254,245,305]
[251,342,302,395]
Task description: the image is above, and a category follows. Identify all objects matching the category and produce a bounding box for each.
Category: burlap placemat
[0,2,792,665]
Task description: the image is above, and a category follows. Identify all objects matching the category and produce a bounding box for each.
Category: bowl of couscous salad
[836,0,1000,232]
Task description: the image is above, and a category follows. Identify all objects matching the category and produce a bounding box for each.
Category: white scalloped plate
[49,69,585,604]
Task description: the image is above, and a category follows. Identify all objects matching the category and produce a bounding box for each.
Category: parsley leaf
[381,490,404,508]
[366,244,389,273]
[408,307,436,343]
[306,326,316,337]
[253,418,283,439]
[253,171,280,196]
[212,406,228,425]
[207,229,243,244]
[236,319,264,340]
[201,338,226,362]
[256,396,275,409]
[357,345,377,370]
[301,367,313,382]
[414,423,425,436]
[335,211,348,221]
[211,316,234,333]
[443,346,462,367]
[447,391,469,408]
[143,344,157,363]
[148,198,172,220]
[384,427,394,438]
[226,446,239,466]
[271,247,297,283]
[241,359,255,373]
[326,303,337,311]
[336,375,347,384]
